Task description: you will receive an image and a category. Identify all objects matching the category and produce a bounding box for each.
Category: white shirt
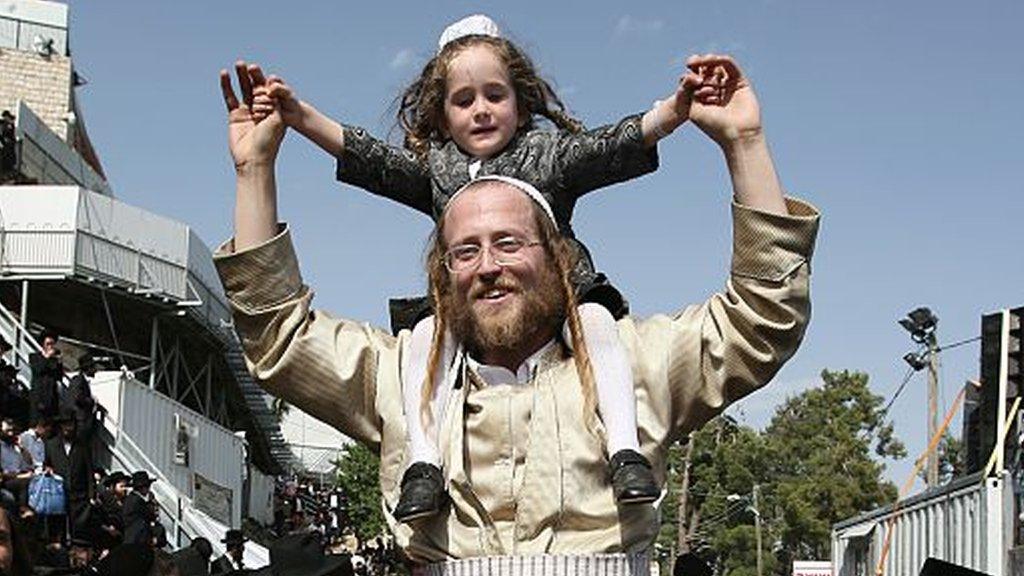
[466,340,557,387]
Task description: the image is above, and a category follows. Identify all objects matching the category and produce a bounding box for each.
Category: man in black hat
[0,109,16,177]
[211,529,247,574]
[249,532,352,576]
[95,542,155,576]
[64,350,100,438]
[171,536,214,576]
[29,328,63,424]
[122,471,157,546]
[0,350,29,430]
[0,335,14,419]
[94,471,128,552]
[45,406,95,542]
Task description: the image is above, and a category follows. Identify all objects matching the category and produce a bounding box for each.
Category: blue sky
[67,1,1022,491]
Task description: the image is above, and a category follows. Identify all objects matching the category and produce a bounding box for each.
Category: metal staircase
[0,300,269,564]
[223,337,296,471]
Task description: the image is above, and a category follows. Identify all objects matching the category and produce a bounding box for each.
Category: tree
[923,432,965,485]
[334,442,385,541]
[659,416,775,575]
[764,370,904,566]
[660,370,905,575]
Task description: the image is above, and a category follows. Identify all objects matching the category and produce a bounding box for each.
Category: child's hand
[251,76,303,127]
[685,54,762,147]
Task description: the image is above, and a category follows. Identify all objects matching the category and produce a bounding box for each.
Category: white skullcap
[445,175,557,226]
[437,14,502,54]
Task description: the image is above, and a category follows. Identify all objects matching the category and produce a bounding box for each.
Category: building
[0,0,315,565]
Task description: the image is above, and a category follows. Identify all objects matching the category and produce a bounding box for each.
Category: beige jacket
[214,198,819,562]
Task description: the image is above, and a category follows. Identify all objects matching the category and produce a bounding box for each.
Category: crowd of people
[0,330,182,574]
[0,328,379,575]
[269,478,401,575]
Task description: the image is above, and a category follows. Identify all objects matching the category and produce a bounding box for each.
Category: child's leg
[402,315,449,467]
[397,315,455,521]
[567,303,640,453]
[568,303,658,503]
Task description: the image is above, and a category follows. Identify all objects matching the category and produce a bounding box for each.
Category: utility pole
[676,435,694,553]
[753,484,763,576]
[927,334,940,487]
[899,307,940,488]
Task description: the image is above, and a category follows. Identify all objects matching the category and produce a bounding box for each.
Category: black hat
[70,536,94,549]
[56,406,76,423]
[221,528,248,547]
[192,536,213,559]
[103,471,129,487]
[258,532,352,576]
[77,353,97,372]
[97,543,155,576]
[673,553,712,576]
[172,546,211,576]
[131,470,156,488]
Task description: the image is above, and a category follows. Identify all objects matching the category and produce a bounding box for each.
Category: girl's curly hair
[396,35,583,159]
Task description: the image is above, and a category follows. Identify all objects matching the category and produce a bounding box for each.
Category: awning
[840,522,876,539]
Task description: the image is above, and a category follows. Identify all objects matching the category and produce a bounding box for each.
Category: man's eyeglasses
[443,236,541,273]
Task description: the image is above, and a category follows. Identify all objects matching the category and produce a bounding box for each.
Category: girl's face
[443,44,523,159]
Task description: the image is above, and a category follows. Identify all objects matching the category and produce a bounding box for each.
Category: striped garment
[413,552,651,576]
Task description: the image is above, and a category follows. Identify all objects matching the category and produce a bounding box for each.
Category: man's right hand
[220,61,286,172]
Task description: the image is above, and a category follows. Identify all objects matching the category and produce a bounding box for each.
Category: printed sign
[193,472,232,525]
[793,561,832,576]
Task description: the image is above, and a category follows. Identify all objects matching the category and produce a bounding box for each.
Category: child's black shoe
[610,449,659,504]
[394,462,445,522]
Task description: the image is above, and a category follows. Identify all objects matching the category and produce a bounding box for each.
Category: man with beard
[29,330,63,425]
[44,409,94,543]
[215,55,819,572]
[94,471,128,552]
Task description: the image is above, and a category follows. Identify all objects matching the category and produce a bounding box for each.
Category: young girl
[252,14,693,522]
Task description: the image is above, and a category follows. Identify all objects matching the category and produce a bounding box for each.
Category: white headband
[445,175,557,226]
[437,14,501,54]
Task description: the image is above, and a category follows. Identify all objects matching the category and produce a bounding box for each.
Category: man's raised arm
[629,55,819,444]
[219,62,284,250]
[214,63,398,448]
[686,54,788,215]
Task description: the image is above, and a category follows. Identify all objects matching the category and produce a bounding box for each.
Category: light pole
[899,307,939,488]
[728,486,762,576]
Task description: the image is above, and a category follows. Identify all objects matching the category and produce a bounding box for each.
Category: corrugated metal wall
[76,189,189,296]
[0,186,232,331]
[119,377,246,526]
[833,474,1004,576]
[0,186,76,273]
[248,467,275,526]
[14,102,110,194]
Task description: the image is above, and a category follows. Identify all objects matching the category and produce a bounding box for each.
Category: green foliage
[334,443,385,541]
[918,432,966,485]
[765,370,901,562]
[661,369,904,574]
[938,433,965,484]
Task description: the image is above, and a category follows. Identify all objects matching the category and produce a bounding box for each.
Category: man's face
[59,420,74,439]
[442,184,564,359]
[0,422,13,443]
[41,337,57,357]
[69,545,91,568]
[113,480,128,498]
